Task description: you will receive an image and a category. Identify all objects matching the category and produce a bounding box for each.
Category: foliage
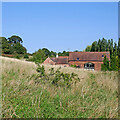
[118,38,120,70]
[51,51,56,57]
[32,49,47,63]
[24,54,29,59]
[42,48,51,57]
[91,41,97,52]
[15,54,20,59]
[101,56,110,71]
[70,64,77,68]
[8,35,23,44]
[0,37,12,54]
[85,45,92,52]
[58,51,69,56]
[85,38,115,53]
[35,64,80,87]
[13,42,27,54]
[28,48,57,63]
[110,54,118,71]
[1,35,27,55]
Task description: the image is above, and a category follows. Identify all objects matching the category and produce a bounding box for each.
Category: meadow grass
[1,56,118,118]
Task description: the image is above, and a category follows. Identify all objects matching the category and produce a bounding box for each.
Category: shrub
[36,64,45,77]
[26,57,34,62]
[70,64,77,68]
[24,54,29,59]
[15,55,20,59]
[35,64,80,87]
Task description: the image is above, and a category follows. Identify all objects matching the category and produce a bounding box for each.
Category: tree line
[85,38,120,71]
[0,35,69,62]
[29,49,70,63]
[1,35,120,71]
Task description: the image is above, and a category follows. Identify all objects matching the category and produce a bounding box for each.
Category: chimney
[56,53,58,58]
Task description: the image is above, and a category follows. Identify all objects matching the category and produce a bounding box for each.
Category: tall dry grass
[1,56,119,118]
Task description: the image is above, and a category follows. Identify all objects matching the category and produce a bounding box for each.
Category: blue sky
[2,2,118,53]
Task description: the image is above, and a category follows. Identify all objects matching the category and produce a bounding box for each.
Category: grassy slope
[1,56,118,118]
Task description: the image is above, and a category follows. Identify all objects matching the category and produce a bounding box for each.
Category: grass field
[1,56,119,118]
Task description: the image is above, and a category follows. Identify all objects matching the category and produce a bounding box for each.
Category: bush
[70,64,77,68]
[24,54,29,59]
[26,57,33,62]
[15,54,20,59]
[35,64,80,87]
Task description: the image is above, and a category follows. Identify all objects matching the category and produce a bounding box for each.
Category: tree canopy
[1,35,27,55]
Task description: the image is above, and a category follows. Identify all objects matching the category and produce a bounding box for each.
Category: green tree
[107,39,111,51]
[13,42,27,54]
[91,41,97,52]
[50,51,56,57]
[58,52,62,56]
[42,48,51,57]
[113,42,117,56]
[110,42,118,71]
[101,55,110,71]
[101,38,107,51]
[110,39,113,56]
[85,45,91,52]
[58,51,69,56]
[118,38,120,70]
[62,51,69,56]
[1,35,27,55]
[33,49,46,63]
[8,35,23,44]
[0,37,12,54]
[97,39,101,52]
[110,54,118,71]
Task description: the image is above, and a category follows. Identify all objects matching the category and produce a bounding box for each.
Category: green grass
[1,57,119,118]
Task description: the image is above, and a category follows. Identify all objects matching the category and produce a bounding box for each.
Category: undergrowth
[35,64,80,87]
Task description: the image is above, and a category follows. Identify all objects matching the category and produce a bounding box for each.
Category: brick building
[43,56,69,67]
[43,52,110,71]
[69,52,110,71]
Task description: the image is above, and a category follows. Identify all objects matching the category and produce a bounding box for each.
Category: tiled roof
[50,57,68,64]
[69,52,110,61]
[58,56,69,58]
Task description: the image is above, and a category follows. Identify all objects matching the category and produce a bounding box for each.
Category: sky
[2,2,118,53]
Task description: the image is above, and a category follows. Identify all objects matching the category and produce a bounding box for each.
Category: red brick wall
[69,61,103,71]
[43,57,56,65]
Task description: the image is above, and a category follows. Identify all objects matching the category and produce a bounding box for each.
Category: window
[77,58,79,61]
[84,63,94,70]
